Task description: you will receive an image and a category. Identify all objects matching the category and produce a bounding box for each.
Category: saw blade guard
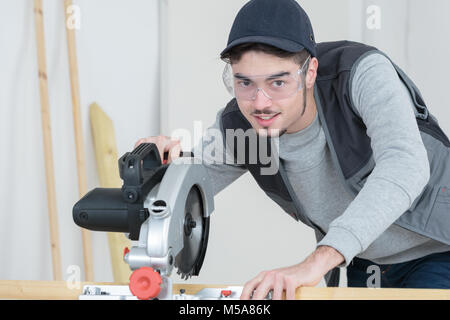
[125,157,214,278]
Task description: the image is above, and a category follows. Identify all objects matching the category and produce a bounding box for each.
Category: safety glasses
[223,56,310,101]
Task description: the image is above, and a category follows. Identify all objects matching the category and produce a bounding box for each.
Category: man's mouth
[253,113,280,126]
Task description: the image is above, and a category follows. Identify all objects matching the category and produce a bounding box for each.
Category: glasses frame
[223,55,311,101]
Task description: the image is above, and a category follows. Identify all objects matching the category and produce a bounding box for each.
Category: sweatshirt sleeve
[191,107,248,196]
[317,53,430,267]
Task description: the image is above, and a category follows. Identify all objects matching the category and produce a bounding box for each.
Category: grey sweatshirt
[192,53,450,267]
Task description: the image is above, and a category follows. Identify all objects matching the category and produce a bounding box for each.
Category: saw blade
[175,185,210,280]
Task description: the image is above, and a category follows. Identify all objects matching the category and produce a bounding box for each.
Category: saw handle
[119,143,162,186]
[119,143,193,186]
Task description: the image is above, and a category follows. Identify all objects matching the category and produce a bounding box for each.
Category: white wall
[351,0,450,136]
[0,0,159,282]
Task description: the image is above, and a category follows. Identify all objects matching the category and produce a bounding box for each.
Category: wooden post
[89,103,132,282]
[33,0,62,281]
[63,0,94,281]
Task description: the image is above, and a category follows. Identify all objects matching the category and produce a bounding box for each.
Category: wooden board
[89,102,132,283]
[34,0,62,282]
[0,280,448,300]
[64,0,94,281]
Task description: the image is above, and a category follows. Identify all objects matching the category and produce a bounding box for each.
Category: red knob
[221,290,232,297]
[129,267,162,300]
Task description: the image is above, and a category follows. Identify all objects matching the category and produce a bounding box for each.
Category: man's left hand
[240,246,344,300]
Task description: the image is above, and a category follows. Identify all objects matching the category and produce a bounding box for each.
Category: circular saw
[73,143,214,298]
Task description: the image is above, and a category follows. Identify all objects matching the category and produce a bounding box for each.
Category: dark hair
[220,42,310,66]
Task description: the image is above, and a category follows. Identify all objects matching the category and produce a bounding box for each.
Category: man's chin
[256,127,287,138]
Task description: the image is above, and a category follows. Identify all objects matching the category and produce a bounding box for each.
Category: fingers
[159,137,180,164]
[272,274,284,300]
[285,282,296,300]
[241,269,302,300]
[133,136,181,164]
[240,271,266,300]
[168,141,181,162]
[251,274,274,300]
[134,138,146,149]
[240,271,280,300]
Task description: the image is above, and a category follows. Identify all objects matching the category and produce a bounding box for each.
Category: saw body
[125,160,213,278]
[73,143,214,299]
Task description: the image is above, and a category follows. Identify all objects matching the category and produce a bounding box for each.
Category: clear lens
[234,74,299,100]
[223,56,310,101]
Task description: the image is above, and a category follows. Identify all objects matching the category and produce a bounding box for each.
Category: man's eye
[238,80,252,87]
[272,80,285,87]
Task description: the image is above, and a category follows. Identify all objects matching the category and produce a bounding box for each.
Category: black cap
[221,0,316,57]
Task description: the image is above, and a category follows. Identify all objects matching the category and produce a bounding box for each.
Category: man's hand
[240,246,344,300]
[134,135,181,164]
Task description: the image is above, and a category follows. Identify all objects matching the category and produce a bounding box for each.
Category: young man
[136,0,450,299]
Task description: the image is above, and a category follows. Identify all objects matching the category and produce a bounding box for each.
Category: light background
[0,0,449,287]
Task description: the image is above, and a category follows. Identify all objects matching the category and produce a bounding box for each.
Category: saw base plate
[78,284,273,300]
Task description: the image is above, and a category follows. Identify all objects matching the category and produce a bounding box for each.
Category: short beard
[276,86,307,137]
[301,86,307,116]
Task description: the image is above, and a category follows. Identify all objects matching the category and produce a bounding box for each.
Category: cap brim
[220,35,305,56]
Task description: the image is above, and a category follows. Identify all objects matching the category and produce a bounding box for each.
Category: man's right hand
[134,136,181,164]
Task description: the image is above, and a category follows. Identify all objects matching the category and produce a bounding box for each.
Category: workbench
[0,281,448,300]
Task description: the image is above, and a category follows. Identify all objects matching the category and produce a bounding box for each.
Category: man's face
[231,51,308,137]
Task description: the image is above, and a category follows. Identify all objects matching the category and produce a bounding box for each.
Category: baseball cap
[221,0,316,57]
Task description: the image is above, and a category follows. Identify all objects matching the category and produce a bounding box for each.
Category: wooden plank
[89,102,132,283]
[295,286,450,300]
[0,280,120,300]
[63,0,94,281]
[0,281,222,300]
[33,0,62,281]
[0,280,448,300]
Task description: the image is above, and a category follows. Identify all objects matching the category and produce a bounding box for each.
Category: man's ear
[305,57,318,89]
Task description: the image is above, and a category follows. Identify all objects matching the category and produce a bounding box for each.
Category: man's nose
[252,88,272,109]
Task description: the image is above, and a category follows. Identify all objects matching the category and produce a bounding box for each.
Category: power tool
[73,143,215,299]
